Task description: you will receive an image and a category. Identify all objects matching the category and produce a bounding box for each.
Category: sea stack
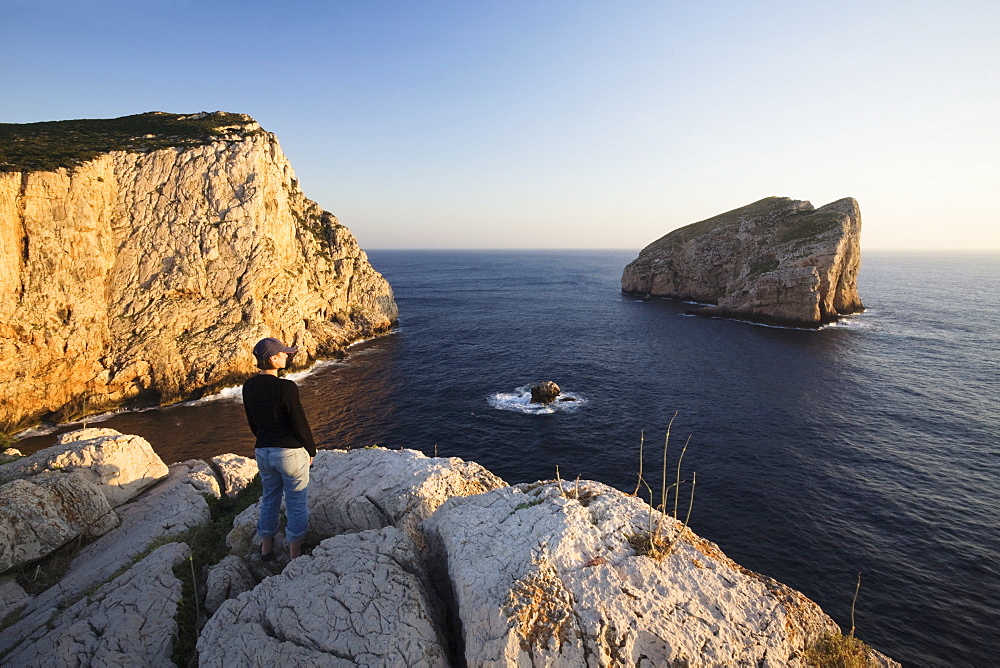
[0,112,398,432]
[622,197,864,327]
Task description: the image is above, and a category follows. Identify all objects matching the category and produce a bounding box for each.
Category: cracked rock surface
[0,575,30,609]
[0,470,118,572]
[0,432,901,666]
[228,447,505,555]
[423,480,897,667]
[205,555,258,615]
[0,428,168,507]
[173,457,223,498]
[0,459,210,656]
[3,542,189,667]
[198,527,448,667]
[210,452,258,497]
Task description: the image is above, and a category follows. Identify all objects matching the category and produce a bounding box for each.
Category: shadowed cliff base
[0,112,398,433]
[622,196,864,328]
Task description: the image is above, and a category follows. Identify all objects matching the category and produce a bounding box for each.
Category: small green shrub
[803,632,870,667]
[563,487,600,507]
[0,432,16,450]
[514,498,545,512]
[626,531,671,560]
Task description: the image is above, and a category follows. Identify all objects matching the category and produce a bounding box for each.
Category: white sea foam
[487,386,589,415]
[679,311,869,331]
[12,336,389,440]
[16,405,145,439]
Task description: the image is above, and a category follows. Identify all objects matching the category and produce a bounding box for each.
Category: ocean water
[17,250,999,666]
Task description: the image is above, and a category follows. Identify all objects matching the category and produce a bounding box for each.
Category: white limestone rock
[422,479,893,667]
[0,575,30,610]
[0,471,118,573]
[0,447,22,464]
[3,542,188,667]
[211,452,258,497]
[305,447,505,542]
[227,447,505,555]
[204,555,257,615]
[198,527,448,667]
[0,462,210,656]
[173,458,222,498]
[0,428,169,507]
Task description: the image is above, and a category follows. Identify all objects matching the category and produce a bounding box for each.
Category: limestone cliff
[0,112,397,432]
[622,196,863,327]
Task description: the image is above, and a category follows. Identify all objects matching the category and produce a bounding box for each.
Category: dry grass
[803,632,870,667]
[628,415,696,561]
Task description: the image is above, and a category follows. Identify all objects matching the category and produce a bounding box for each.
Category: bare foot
[289,539,303,559]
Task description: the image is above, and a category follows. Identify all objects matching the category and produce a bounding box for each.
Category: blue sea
[19,250,1000,666]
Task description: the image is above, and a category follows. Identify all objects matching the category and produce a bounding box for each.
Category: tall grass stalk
[660,412,677,518]
[632,431,645,496]
[850,572,861,637]
[627,416,700,561]
[672,435,691,520]
[683,472,696,527]
[188,555,199,647]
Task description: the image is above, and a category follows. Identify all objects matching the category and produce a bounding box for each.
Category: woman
[243,337,316,560]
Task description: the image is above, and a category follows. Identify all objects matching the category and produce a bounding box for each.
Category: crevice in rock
[422,537,466,668]
[203,457,228,496]
[363,493,393,526]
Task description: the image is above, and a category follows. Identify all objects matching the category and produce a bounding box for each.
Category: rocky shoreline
[0,428,898,666]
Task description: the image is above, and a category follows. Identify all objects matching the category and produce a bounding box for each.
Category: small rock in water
[530,381,561,404]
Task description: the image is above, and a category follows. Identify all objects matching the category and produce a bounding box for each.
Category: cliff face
[622,196,863,327]
[0,112,397,432]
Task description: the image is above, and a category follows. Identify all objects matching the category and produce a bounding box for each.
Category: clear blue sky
[3,0,998,250]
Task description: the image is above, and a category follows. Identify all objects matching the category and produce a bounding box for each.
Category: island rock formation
[0,112,398,433]
[622,197,863,327]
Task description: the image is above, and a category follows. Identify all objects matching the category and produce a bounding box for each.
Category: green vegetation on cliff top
[640,196,845,256]
[0,111,261,173]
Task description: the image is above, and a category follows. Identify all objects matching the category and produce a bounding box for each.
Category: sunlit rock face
[622,196,863,327]
[0,112,398,432]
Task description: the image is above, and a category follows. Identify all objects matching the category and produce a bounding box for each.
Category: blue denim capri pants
[255,447,310,543]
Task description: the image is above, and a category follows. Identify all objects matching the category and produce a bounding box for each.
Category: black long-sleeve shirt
[242,374,317,456]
